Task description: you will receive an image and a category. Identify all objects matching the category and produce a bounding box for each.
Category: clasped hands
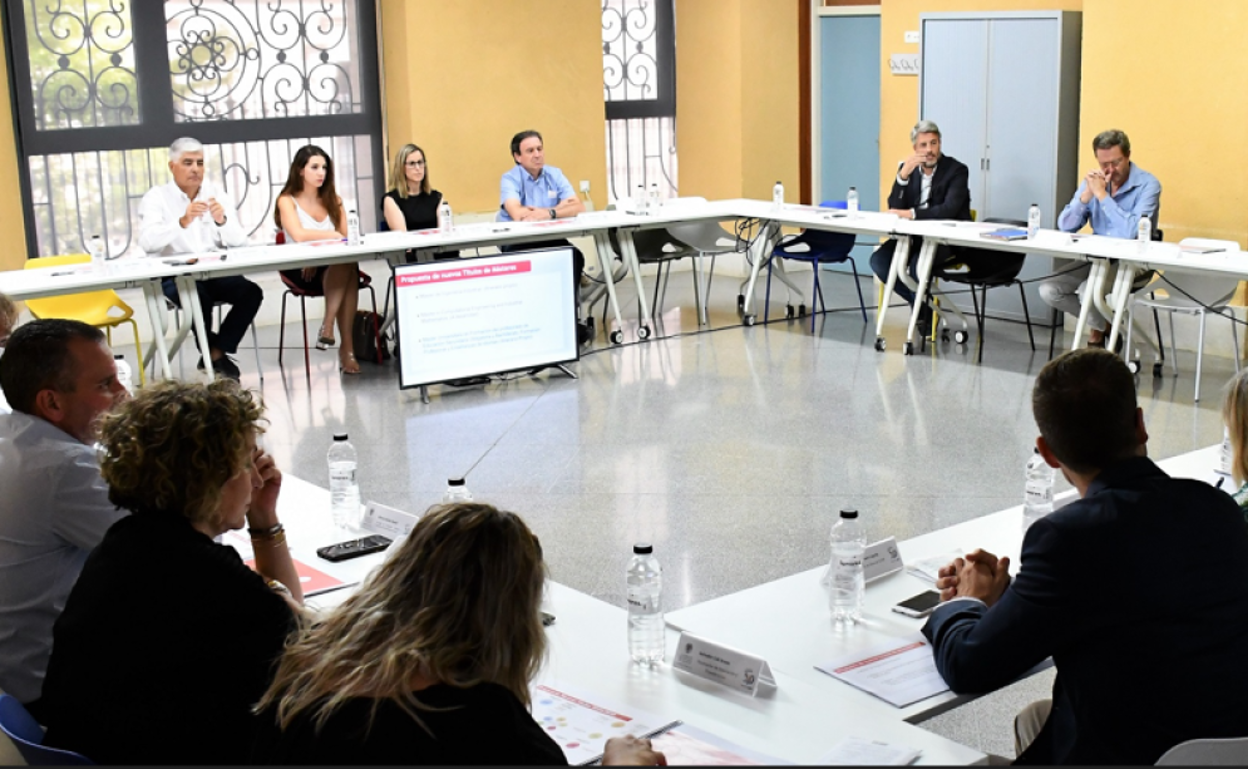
[180,198,227,228]
[935,548,1011,607]
[1080,169,1109,203]
[515,205,556,223]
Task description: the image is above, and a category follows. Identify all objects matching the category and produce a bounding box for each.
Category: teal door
[818,13,880,274]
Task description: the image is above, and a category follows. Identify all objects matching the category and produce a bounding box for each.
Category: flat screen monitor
[393,247,578,389]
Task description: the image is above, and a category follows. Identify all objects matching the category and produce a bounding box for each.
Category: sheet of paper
[651,723,792,766]
[244,556,348,596]
[815,634,949,708]
[905,551,962,585]
[530,681,677,766]
[818,737,921,766]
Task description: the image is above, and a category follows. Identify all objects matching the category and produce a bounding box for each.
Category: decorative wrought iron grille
[602,0,677,203]
[5,0,382,259]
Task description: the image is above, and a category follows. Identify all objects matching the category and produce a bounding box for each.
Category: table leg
[904,239,938,355]
[178,276,214,379]
[1071,259,1107,351]
[141,280,175,380]
[692,252,707,326]
[740,221,780,326]
[591,231,627,344]
[874,236,910,350]
[1104,263,1137,352]
[617,230,653,340]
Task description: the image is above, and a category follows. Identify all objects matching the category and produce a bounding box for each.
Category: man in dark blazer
[869,120,973,335]
[923,349,1248,766]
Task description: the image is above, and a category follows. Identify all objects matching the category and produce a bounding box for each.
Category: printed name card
[361,501,419,542]
[863,537,904,583]
[672,632,775,697]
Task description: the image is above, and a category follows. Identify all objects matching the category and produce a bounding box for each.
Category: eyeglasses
[1100,157,1126,170]
[406,160,426,168]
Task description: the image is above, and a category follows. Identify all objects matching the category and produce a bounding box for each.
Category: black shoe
[577,320,593,347]
[199,354,241,381]
[916,306,933,338]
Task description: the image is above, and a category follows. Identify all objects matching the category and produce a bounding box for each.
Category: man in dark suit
[923,349,1248,766]
[869,120,973,335]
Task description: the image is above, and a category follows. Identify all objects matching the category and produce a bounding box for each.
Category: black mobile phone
[891,590,942,618]
[316,534,392,562]
[541,611,556,627]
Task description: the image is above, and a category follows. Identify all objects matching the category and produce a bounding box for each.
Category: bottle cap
[839,509,859,519]
[333,433,348,441]
[113,354,124,360]
[448,478,465,487]
[633,543,653,554]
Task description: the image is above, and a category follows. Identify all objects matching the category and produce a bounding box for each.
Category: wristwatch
[215,215,227,227]
[549,208,556,220]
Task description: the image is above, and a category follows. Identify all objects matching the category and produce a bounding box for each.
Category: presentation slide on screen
[394,249,577,388]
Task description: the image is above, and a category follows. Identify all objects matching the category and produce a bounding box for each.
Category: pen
[1217,477,1226,490]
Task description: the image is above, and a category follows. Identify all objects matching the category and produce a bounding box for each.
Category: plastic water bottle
[1137,215,1152,249]
[437,199,453,233]
[327,434,361,531]
[627,543,664,663]
[112,355,133,395]
[648,183,660,213]
[442,477,473,503]
[1023,449,1055,534]
[88,234,105,267]
[829,509,865,623]
[346,208,361,246]
[1221,427,1233,476]
[847,187,859,217]
[772,181,784,209]
[634,184,646,214]
[1028,203,1041,239]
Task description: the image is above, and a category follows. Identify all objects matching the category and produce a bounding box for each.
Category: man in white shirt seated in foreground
[0,320,128,717]
[138,137,261,381]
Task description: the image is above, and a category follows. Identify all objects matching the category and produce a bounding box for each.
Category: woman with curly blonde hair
[253,503,664,766]
[40,379,301,766]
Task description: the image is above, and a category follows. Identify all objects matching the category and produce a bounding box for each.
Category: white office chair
[1157,736,1248,765]
[663,200,743,326]
[1124,237,1240,401]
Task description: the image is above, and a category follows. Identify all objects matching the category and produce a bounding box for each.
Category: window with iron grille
[4,0,383,259]
[602,0,676,204]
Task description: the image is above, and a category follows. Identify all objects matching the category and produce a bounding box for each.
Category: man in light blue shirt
[1040,129,1162,347]
[498,130,591,344]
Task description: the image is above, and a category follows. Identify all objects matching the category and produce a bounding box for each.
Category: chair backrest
[665,219,737,253]
[1157,736,1248,765]
[0,694,93,766]
[24,255,131,323]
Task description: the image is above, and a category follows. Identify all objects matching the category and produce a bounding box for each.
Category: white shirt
[0,411,126,702]
[137,181,249,257]
[897,165,937,213]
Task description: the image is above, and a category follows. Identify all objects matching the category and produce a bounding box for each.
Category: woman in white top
[274,145,361,374]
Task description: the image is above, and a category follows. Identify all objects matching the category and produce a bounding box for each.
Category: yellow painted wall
[0,28,27,271]
[676,0,799,201]
[379,0,606,214]
[1081,0,1248,245]
[878,0,1081,211]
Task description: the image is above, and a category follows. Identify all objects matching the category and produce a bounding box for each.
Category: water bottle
[437,199,453,233]
[442,477,473,503]
[1221,426,1233,476]
[627,543,664,663]
[648,183,660,213]
[829,509,865,623]
[346,208,361,246]
[846,187,859,217]
[88,234,105,267]
[1137,215,1152,248]
[1028,203,1041,239]
[772,181,784,209]
[327,434,361,531]
[112,354,133,395]
[1023,449,1055,534]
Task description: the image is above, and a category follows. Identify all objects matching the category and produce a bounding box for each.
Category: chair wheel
[743,314,757,327]
[874,337,886,352]
[637,326,651,340]
[903,341,914,356]
[785,304,795,319]
[1153,362,1164,378]
[610,330,624,345]
[737,294,745,310]
[1127,359,1140,375]
[954,330,969,344]
[798,304,808,317]
[941,330,950,343]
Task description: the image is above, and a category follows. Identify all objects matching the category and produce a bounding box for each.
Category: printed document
[815,634,949,708]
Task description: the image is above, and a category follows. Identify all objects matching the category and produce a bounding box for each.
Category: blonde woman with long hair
[253,503,664,766]
[1223,369,1248,512]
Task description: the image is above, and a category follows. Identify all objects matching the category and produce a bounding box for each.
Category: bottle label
[330,467,356,484]
[1024,480,1052,504]
[627,592,660,614]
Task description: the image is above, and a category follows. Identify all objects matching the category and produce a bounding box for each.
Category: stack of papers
[530,682,677,766]
[905,551,962,585]
[819,737,921,766]
[815,634,950,708]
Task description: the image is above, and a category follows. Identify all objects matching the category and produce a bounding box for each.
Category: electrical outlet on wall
[579,180,591,193]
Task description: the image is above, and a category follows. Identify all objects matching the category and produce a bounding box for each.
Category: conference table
[1,199,1243,380]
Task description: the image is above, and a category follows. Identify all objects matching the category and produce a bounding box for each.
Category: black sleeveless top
[383,189,443,232]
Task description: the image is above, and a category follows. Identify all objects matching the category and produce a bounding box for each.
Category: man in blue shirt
[1039,129,1161,347]
[499,130,591,345]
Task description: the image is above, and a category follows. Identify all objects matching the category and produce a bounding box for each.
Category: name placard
[360,501,419,542]
[672,632,775,697]
[864,537,905,583]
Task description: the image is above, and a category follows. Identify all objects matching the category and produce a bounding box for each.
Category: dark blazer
[887,155,972,221]
[922,457,1248,765]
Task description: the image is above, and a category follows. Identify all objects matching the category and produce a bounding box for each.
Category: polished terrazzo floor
[120,258,1234,759]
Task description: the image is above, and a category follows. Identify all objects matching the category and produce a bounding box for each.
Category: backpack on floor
[353,310,390,364]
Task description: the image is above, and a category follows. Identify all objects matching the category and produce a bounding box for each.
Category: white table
[664,445,1223,725]
[276,476,985,765]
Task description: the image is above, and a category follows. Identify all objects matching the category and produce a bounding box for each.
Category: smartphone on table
[316,534,392,562]
[891,590,942,618]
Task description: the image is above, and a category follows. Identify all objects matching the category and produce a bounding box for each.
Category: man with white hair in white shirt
[138,138,261,381]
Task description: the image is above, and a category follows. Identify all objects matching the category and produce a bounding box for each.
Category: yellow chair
[24,254,146,386]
